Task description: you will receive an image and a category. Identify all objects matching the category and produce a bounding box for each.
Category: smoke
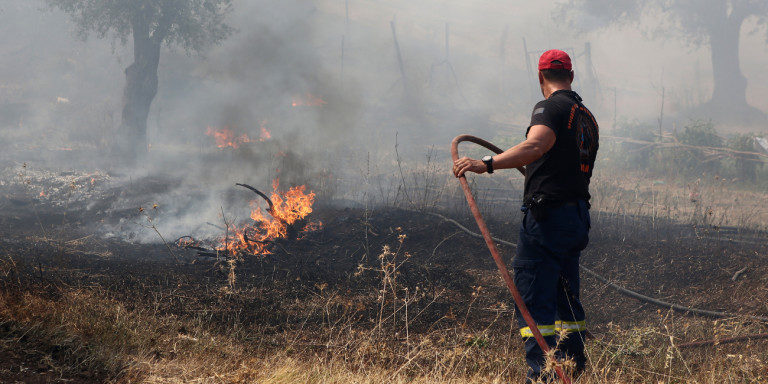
[1,0,767,243]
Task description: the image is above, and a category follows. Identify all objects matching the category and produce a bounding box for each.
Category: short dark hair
[541,65,573,83]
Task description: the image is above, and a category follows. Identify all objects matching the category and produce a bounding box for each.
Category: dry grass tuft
[2,252,766,383]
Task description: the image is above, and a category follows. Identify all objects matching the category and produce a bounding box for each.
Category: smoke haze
[1,0,767,242]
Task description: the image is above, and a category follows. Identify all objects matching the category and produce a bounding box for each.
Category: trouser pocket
[512,257,540,307]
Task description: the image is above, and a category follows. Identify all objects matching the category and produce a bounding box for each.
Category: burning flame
[292,93,327,107]
[258,121,271,142]
[217,179,321,256]
[206,126,252,149]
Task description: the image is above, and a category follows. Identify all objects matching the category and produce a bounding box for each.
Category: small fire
[206,126,252,149]
[258,121,271,142]
[292,93,327,107]
[39,190,46,198]
[217,179,321,256]
[177,237,195,248]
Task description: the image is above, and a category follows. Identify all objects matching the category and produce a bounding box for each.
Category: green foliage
[727,133,761,183]
[677,120,722,148]
[558,0,768,46]
[664,119,723,176]
[464,335,489,348]
[48,0,233,52]
[602,118,766,187]
[603,119,656,170]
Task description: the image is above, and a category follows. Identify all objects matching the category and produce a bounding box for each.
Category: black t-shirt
[524,90,599,204]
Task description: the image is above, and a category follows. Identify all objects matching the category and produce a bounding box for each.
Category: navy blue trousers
[513,200,590,382]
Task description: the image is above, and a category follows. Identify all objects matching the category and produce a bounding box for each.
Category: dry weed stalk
[2,250,767,383]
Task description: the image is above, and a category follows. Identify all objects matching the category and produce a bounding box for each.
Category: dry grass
[590,170,768,231]
[1,162,766,383]
[1,245,766,383]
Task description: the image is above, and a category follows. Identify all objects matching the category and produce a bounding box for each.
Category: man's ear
[569,71,574,84]
[538,71,544,85]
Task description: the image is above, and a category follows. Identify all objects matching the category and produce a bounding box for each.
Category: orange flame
[216,179,321,256]
[177,237,195,248]
[258,121,271,142]
[291,93,327,107]
[206,126,252,149]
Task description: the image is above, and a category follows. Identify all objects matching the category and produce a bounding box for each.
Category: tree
[559,0,768,124]
[48,0,233,159]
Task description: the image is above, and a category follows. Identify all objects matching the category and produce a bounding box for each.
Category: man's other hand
[453,157,486,177]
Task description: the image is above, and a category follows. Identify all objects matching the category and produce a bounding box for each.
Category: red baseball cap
[538,49,572,71]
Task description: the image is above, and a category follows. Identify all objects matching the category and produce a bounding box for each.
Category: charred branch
[174,235,217,254]
[236,183,275,214]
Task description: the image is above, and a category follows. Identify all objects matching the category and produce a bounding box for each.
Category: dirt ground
[1,170,767,382]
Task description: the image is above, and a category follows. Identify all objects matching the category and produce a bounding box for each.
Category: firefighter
[453,49,599,382]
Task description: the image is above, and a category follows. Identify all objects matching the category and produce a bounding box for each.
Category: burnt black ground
[1,192,767,382]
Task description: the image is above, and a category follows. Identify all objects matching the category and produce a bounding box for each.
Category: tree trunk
[707,12,747,107]
[117,17,161,160]
[695,8,766,125]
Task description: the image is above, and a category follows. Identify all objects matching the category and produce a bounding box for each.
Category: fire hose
[451,135,768,378]
[451,134,572,384]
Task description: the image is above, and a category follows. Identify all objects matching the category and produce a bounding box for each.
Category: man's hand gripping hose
[451,134,571,384]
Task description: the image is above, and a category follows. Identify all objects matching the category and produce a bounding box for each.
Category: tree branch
[151,6,176,45]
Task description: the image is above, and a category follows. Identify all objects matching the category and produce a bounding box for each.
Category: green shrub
[726,133,761,183]
[603,119,656,170]
[669,119,723,176]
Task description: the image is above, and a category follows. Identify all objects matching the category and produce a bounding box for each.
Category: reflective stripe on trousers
[514,199,590,381]
[519,321,586,338]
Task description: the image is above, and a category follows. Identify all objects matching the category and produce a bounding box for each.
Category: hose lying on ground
[422,210,768,323]
[677,332,768,348]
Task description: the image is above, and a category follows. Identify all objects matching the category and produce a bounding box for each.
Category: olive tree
[559,0,768,123]
[48,0,233,158]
